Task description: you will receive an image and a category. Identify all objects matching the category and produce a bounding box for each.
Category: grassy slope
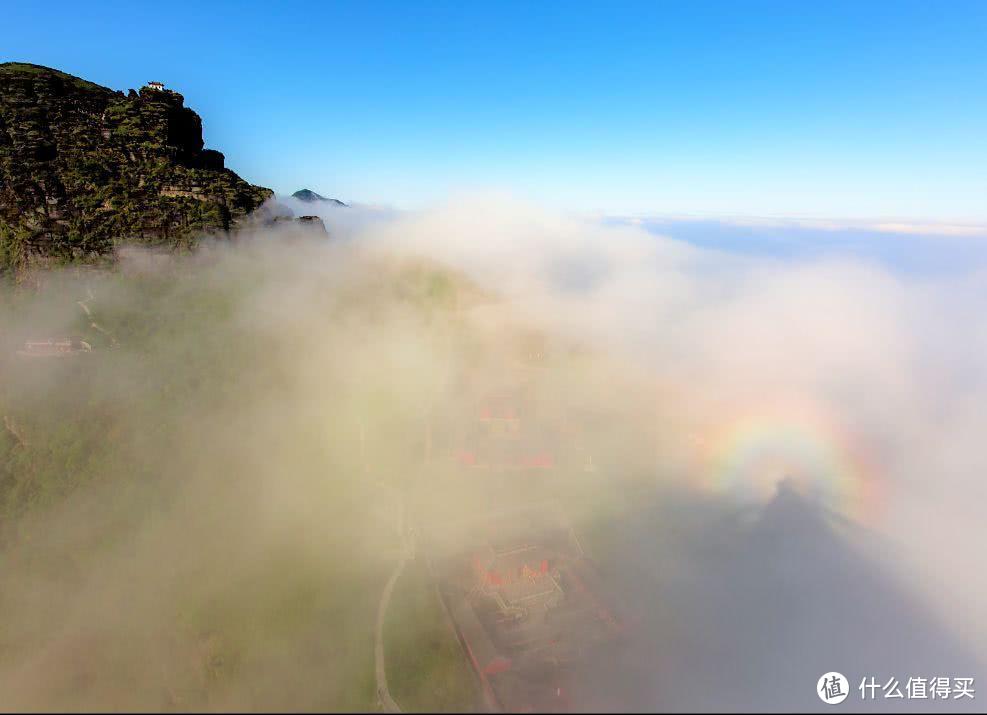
[0,62,109,92]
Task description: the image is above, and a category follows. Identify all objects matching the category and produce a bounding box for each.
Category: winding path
[374,547,408,713]
[77,297,118,346]
[374,489,411,713]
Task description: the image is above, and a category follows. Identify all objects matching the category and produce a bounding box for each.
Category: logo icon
[818,672,849,704]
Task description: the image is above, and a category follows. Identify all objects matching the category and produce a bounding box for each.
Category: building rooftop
[17,338,92,358]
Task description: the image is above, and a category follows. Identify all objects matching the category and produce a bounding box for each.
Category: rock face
[0,63,274,273]
[291,188,347,207]
[269,213,330,237]
[296,215,329,236]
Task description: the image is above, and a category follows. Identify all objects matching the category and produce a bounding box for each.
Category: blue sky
[4,1,987,220]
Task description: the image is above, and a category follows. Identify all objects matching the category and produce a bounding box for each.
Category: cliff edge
[0,63,274,273]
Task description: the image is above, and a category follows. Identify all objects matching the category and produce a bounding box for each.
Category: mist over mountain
[1,51,985,713]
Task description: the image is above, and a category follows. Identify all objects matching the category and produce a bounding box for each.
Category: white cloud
[609,212,987,238]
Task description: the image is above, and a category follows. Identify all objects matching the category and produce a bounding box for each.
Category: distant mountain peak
[291,189,348,207]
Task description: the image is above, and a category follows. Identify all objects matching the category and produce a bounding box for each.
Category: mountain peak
[291,189,348,207]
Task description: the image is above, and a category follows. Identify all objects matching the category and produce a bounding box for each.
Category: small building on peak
[146,81,165,91]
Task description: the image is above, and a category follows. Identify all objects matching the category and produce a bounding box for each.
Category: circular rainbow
[697,405,883,524]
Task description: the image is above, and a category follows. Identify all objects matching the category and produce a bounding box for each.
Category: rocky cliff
[0,63,274,274]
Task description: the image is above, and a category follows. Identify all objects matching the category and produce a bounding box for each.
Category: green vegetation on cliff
[0,63,273,276]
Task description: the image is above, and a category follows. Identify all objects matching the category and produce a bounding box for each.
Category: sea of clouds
[1,194,985,710]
